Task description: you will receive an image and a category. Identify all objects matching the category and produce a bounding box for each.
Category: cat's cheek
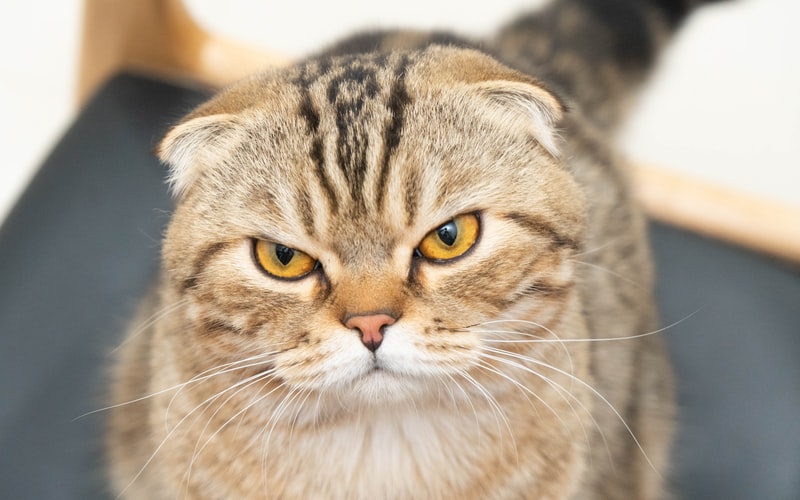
[377,325,479,377]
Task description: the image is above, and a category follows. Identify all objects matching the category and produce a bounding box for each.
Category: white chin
[346,368,423,406]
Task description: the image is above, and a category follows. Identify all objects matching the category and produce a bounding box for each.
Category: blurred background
[1,0,799,223]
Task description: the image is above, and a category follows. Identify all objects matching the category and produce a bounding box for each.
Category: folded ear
[157,113,244,198]
[470,80,564,156]
[422,47,565,156]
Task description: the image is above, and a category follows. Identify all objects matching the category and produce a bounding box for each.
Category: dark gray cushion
[0,75,209,499]
[0,74,797,499]
[652,224,800,499]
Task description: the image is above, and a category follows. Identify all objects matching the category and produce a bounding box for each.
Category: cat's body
[108,1,712,498]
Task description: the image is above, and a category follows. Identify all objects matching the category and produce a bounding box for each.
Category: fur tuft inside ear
[420,47,565,157]
[472,80,564,157]
[157,113,244,198]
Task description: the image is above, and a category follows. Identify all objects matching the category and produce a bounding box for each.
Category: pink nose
[344,313,396,352]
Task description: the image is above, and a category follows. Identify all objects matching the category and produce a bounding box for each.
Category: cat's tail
[493,0,725,130]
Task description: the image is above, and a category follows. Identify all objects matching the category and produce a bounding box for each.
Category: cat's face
[159,47,586,407]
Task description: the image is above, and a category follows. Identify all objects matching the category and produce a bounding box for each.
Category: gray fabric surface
[651,223,800,499]
[0,74,797,499]
[0,75,209,499]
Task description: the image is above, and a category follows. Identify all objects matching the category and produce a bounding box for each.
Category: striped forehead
[230,53,529,265]
[291,54,413,227]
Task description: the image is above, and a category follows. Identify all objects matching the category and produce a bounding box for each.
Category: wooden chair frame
[78,0,800,263]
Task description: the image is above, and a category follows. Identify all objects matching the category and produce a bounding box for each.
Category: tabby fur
[108,1,718,498]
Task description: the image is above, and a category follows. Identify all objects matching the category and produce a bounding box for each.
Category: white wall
[1,0,798,222]
[0,0,82,220]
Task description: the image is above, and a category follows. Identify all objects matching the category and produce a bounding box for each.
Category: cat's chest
[265,409,491,498]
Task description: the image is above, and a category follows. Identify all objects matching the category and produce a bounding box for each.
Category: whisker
[482,348,657,477]
[115,367,278,500]
[478,349,614,471]
[260,384,310,495]
[455,370,518,461]
[569,259,646,290]
[182,370,282,496]
[474,359,567,433]
[465,318,575,378]
[111,298,190,354]
[191,367,279,453]
[75,351,278,421]
[475,311,699,344]
[569,239,618,259]
[443,370,483,441]
[163,351,283,431]
[287,386,317,443]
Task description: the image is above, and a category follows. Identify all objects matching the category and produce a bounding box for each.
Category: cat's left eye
[417,213,480,262]
[253,240,317,279]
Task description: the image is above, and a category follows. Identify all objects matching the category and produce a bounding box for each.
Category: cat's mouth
[360,357,402,382]
[359,355,429,386]
[366,357,387,374]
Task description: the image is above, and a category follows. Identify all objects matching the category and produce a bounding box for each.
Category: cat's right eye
[253,239,318,280]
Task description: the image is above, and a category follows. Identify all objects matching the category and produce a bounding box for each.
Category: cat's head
[158,46,586,407]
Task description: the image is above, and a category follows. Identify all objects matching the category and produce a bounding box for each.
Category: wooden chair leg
[77,0,289,104]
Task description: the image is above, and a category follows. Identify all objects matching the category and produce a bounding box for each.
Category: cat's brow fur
[107,1,718,498]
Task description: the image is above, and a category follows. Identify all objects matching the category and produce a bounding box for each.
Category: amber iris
[418,213,480,261]
[254,240,317,279]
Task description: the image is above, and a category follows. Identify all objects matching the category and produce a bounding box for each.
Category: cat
[107,0,717,498]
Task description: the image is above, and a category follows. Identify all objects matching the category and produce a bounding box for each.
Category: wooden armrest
[634,164,800,263]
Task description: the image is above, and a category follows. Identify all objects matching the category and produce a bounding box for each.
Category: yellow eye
[253,240,317,279]
[417,213,480,262]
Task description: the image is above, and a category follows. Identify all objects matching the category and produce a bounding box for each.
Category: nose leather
[345,314,396,352]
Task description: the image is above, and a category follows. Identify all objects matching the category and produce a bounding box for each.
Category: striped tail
[493,0,724,130]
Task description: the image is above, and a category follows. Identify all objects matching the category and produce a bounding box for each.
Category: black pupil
[275,245,295,266]
[437,221,458,246]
